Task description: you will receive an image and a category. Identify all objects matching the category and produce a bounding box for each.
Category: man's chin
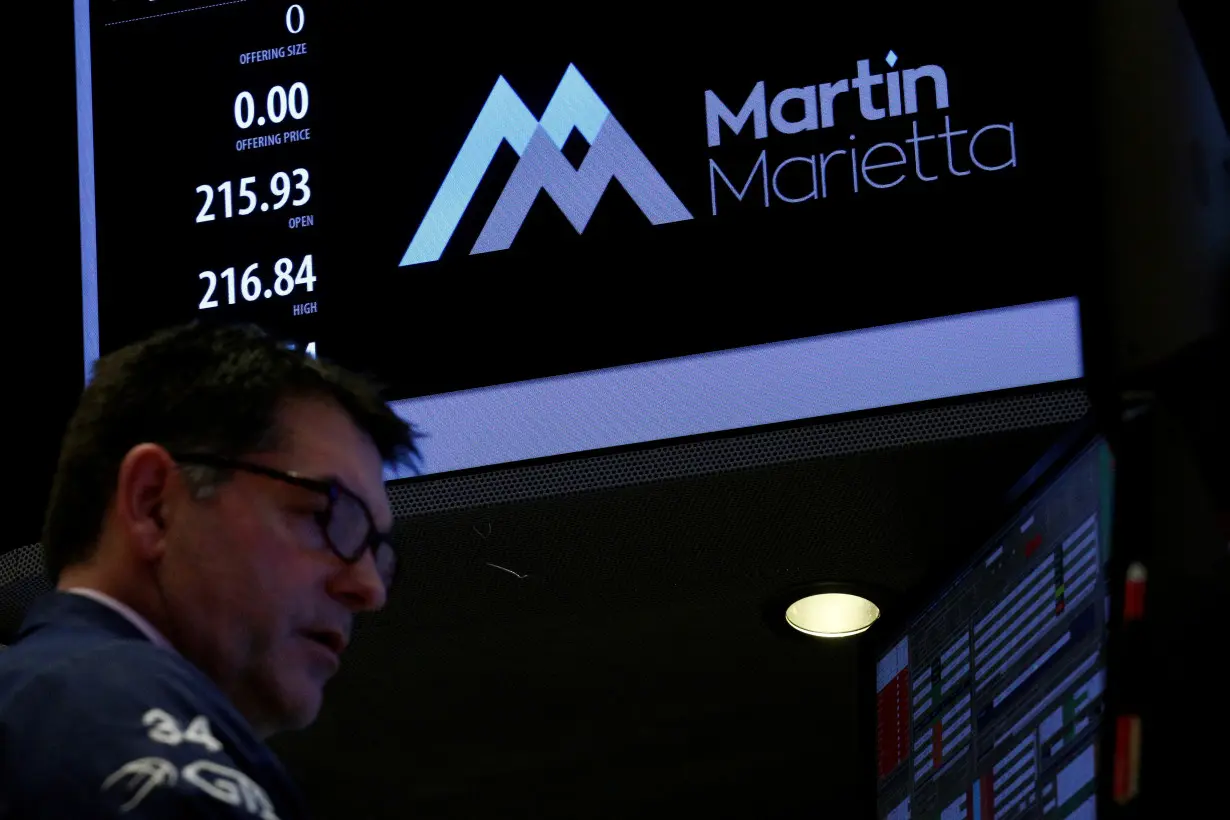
[247,670,325,738]
[254,694,321,739]
[279,678,325,730]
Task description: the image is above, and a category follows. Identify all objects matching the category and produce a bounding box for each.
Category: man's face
[158,398,393,737]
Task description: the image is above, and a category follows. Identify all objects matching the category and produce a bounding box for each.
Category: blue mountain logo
[400,65,693,266]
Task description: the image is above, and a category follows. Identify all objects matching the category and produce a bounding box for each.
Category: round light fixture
[784,592,881,638]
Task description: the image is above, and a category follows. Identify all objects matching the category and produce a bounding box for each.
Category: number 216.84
[199,255,315,309]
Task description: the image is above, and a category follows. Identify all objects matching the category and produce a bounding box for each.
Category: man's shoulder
[0,636,303,818]
[0,632,205,719]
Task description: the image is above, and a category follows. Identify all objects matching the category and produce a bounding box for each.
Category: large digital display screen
[76,1,1090,476]
[876,438,1113,819]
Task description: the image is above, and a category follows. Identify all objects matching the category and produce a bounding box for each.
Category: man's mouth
[302,630,346,656]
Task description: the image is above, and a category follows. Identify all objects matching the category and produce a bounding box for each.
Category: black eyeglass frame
[170,452,396,586]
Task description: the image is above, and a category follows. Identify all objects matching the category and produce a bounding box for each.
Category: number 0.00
[234,84,309,129]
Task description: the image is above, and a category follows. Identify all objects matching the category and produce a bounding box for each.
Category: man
[0,323,419,818]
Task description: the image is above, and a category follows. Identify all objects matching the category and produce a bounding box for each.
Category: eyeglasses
[171,452,397,590]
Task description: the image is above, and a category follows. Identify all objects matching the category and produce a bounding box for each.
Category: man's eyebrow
[306,471,360,494]
[326,474,393,530]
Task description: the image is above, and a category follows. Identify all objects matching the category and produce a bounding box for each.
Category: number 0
[288,82,309,121]
[286,4,305,34]
[234,91,255,129]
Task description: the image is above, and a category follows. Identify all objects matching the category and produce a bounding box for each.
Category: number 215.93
[195,169,310,223]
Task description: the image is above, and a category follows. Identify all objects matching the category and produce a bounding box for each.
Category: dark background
[5,1,1227,816]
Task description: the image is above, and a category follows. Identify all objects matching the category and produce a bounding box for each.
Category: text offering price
[199,255,316,310]
[195,170,310,222]
[235,83,309,129]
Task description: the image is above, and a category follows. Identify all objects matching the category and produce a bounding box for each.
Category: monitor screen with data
[876,437,1113,819]
[76,2,1093,476]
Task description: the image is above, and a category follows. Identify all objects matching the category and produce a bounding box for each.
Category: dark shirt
[0,591,309,819]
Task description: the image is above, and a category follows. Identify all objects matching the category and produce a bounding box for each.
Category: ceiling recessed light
[784,592,880,638]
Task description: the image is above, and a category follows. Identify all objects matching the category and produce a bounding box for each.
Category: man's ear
[114,443,178,561]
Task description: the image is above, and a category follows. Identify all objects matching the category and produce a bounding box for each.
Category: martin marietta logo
[400,65,693,266]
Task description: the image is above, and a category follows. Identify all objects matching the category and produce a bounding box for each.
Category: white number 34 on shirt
[142,708,224,753]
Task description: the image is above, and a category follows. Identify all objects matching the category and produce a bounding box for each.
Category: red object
[1024,534,1043,557]
[876,669,910,778]
[933,720,943,769]
[1113,714,1142,802]
[981,771,996,820]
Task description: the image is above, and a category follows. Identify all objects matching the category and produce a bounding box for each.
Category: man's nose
[329,550,388,612]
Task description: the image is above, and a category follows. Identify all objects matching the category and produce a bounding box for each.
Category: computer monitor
[874,433,1113,819]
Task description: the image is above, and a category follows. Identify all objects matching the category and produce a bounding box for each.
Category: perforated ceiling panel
[389,386,1089,518]
[0,543,51,642]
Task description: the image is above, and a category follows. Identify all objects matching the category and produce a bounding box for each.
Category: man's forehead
[273,398,392,527]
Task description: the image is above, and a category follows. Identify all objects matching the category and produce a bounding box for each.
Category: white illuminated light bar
[385,298,1083,478]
